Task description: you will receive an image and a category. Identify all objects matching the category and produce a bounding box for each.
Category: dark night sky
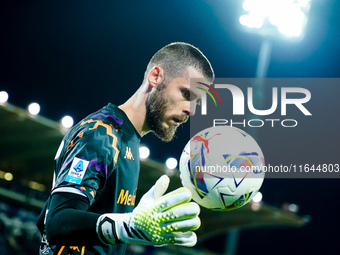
[1,0,339,254]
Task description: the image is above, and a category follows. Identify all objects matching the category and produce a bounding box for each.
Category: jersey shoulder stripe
[80,119,120,164]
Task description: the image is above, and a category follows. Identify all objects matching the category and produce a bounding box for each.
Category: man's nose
[183,103,196,117]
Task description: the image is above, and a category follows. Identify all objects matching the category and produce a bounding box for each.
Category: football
[179,126,265,211]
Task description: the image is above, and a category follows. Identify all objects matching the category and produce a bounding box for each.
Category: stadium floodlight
[252,191,263,203]
[139,146,150,159]
[288,203,299,213]
[239,0,311,39]
[0,91,9,103]
[28,102,41,115]
[4,172,13,181]
[61,115,74,128]
[165,157,178,170]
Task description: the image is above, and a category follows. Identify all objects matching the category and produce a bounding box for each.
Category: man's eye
[181,89,191,100]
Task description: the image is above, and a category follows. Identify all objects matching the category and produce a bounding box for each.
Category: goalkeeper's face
[146,67,204,141]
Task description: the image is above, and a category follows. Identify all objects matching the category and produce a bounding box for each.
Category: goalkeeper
[37,42,214,255]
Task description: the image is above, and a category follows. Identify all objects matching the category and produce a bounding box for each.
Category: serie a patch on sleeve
[65,157,90,184]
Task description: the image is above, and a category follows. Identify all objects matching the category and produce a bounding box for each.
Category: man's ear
[148,66,164,88]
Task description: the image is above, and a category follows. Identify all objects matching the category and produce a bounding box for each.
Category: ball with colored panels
[179,126,265,211]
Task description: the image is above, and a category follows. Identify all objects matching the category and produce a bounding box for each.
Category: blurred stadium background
[1,0,339,254]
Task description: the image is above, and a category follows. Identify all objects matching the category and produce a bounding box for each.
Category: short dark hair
[144,42,214,84]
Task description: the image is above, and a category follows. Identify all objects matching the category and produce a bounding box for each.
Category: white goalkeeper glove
[96,175,200,247]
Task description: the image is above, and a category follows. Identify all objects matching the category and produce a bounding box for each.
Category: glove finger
[154,175,170,199]
[140,175,170,202]
[167,231,198,247]
[179,217,201,231]
[162,216,201,232]
[162,202,200,222]
[155,187,192,211]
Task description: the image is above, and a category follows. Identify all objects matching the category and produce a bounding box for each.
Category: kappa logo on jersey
[117,188,137,206]
[124,146,134,160]
[65,157,90,184]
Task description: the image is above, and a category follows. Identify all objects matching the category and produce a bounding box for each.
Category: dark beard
[145,84,177,142]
